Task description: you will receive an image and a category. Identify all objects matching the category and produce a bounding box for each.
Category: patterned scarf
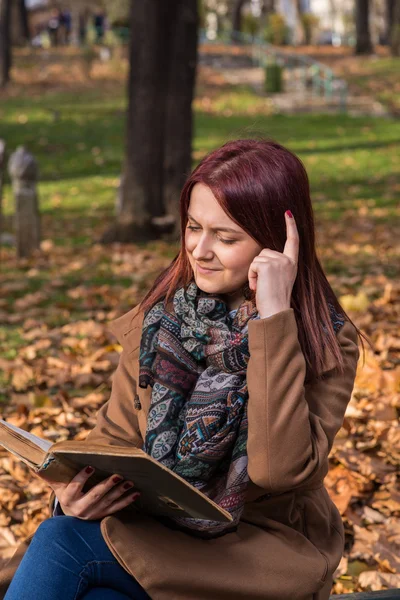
[138,281,258,538]
[138,281,344,538]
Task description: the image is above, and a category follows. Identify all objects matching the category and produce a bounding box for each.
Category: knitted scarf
[138,281,344,538]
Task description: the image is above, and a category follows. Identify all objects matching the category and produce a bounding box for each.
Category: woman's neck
[221,292,244,312]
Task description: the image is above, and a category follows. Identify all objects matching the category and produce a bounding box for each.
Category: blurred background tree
[16,0,30,43]
[264,13,289,44]
[102,0,198,243]
[299,12,320,45]
[106,0,130,27]
[0,0,12,87]
[355,0,373,54]
[387,0,400,55]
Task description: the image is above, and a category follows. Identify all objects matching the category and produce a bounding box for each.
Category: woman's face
[185,183,262,310]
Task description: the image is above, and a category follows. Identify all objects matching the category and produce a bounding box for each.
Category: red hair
[139,138,370,382]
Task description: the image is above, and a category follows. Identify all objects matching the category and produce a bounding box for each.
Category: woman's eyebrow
[187,213,242,234]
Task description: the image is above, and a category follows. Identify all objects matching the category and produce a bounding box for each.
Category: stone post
[8,146,41,258]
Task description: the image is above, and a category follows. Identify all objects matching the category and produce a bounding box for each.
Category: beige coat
[0,304,359,600]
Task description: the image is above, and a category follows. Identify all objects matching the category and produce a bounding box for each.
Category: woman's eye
[187,225,236,245]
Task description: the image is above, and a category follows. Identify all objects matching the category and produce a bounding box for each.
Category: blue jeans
[4,516,151,600]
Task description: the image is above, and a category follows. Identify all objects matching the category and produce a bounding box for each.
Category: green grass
[349,57,400,113]
[1,87,399,231]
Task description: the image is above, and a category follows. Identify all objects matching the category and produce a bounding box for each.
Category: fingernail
[286,210,293,218]
[113,476,123,483]
[123,481,133,489]
[85,466,94,474]
[132,493,140,500]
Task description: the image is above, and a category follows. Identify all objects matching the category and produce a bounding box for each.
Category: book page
[0,419,53,452]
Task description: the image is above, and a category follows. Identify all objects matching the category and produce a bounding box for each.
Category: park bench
[330,590,400,599]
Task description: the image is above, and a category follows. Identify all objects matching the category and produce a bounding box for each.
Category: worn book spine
[35,453,81,484]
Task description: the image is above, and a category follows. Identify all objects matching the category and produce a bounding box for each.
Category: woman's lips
[196,264,220,274]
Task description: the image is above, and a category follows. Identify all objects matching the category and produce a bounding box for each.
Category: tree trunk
[18,0,29,42]
[385,0,395,44]
[0,0,12,87]
[261,0,275,14]
[293,0,304,45]
[231,0,247,42]
[102,0,197,244]
[109,0,174,242]
[259,0,275,31]
[355,0,373,55]
[163,0,198,240]
[390,0,400,55]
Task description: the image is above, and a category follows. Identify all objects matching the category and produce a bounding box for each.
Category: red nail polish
[123,482,133,489]
[286,210,293,218]
[85,466,94,474]
[113,476,123,483]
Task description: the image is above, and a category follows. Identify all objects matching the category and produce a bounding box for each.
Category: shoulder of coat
[108,303,145,351]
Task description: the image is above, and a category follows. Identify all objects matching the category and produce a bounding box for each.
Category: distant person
[93,11,105,43]
[47,9,61,47]
[78,10,88,46]
[60,9,72,45]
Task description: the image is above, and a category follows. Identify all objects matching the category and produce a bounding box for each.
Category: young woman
[1,139,365,600]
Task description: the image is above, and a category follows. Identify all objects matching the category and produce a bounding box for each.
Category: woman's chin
[194,277,223,294]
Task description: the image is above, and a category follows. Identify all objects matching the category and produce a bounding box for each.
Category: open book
[0,418,232,523]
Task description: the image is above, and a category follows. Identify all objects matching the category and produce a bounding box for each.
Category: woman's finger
[61,465,96,504]
[101,480,136,506]
[102,491,141,517]
[283,210,299,265]
[75,473,133,512]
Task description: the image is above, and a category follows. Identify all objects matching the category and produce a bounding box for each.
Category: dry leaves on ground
[0,174,399,596]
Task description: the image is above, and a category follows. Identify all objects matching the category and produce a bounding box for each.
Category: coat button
[134,394,141,410]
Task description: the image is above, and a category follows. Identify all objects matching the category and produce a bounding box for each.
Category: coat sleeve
[246,308,359,493]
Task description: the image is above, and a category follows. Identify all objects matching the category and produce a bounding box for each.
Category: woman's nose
[191,236,213,260]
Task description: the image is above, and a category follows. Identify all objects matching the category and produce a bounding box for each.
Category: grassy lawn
[2,87,399,222]
[348,56,400,114]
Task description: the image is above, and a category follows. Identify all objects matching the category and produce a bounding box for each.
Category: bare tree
[231,0,248,41]
[355,0,373,54]
[293,0,303,45]
[261,0,275,13]
[259,0,275,32]
[0,0,11,87]
[18,0,30,42]
[387,0,400,55]
[385,0,395,44]
[163,2,198,236]
[102,0,198,243]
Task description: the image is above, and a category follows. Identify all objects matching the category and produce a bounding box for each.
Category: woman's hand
[248,210,299,319]
[48,466,141,520]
